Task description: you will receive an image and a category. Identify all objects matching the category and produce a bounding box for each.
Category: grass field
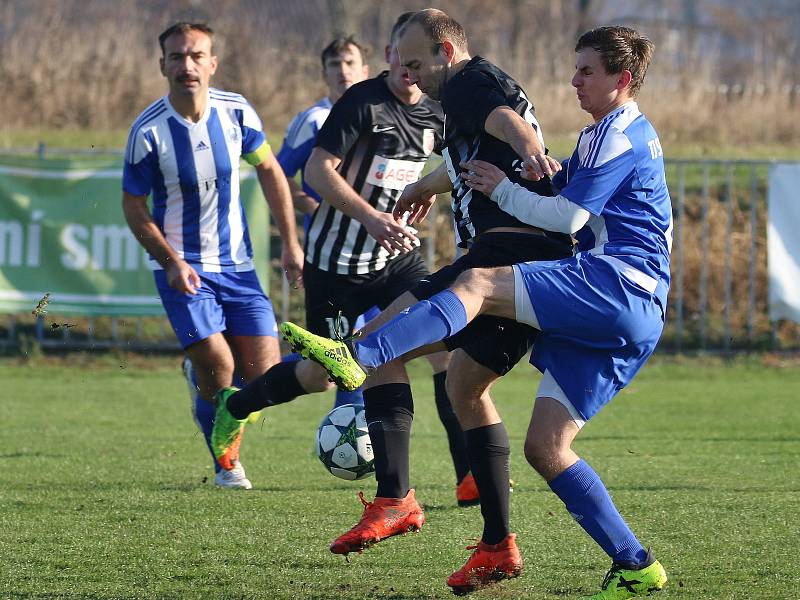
[1,356,799,599]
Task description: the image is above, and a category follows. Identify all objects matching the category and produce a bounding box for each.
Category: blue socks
[548,459,648,565]
[355,290,468,368]
[192,395,222,474]
[186,362,243,474]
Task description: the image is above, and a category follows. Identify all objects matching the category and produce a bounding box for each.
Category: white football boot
[214,460,253,490]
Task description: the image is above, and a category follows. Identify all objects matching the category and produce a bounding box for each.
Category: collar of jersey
[164,91,212,128]
[583,100,638,133]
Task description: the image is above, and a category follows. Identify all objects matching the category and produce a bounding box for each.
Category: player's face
[160,30,217,99]
[323,44,369,102]
[572,48,629,122]
[386,43,417,94]
[397,23,448,100]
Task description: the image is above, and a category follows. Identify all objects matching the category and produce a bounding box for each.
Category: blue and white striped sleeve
[122,128,158,197]
[238,101,270,165]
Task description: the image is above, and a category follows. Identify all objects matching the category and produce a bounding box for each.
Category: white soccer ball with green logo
[316,404,375,480]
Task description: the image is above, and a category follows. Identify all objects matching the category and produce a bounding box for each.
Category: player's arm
[252,147,304,287]
[392,162,452,225]
[460,160,590,234]
[484,106,561,180]
[305,147,419,255]
[122,192,201,294]
[287,178,319,216]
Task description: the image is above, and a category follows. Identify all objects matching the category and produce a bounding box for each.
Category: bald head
[404,8,468,53]
[396,9,470,101]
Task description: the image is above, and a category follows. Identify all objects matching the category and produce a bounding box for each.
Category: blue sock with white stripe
[548,459,648,565]
[354,290,468,368]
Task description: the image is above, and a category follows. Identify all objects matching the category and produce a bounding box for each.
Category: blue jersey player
[281,25,671,599]
[277,35,370,234]
[122,22,303,490]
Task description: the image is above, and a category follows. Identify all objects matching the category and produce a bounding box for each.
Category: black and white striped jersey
[306,72,444,274]
[440,56,568,248]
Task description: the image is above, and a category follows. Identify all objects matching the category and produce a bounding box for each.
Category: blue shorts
[154,270,277,349]
[513,253,665,421]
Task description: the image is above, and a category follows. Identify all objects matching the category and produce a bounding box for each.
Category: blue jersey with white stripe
[553,102,672,304]
[276,97,332,231]
[123,89,268,272]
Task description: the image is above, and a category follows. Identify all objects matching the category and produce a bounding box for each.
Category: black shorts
[303,250,429,338]
[412,231,574,375]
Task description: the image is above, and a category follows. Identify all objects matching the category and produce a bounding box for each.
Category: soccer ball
[316,404,375,480]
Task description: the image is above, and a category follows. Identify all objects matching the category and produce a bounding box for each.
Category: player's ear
[159,55,166,77]
[209,54,218,75]
[618,69,632,91]
[384,44,391,64]
[440,40,456,64]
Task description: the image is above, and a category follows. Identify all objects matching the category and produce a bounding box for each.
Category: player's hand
[393,181,436,225]
[281,241,304,289]
[364,210,419,255]
[166,258,201,295]
[521,153,561,181]
[460,160,507,196]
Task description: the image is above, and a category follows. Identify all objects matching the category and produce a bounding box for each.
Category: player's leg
[340,266,517,370]
[204,272,299,478]
[154,270,247,485]
[444,326,537,594]
[515,257,667,598]
[526,394,666,599]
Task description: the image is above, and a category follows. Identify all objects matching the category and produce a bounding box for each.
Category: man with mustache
[122,22,303,489]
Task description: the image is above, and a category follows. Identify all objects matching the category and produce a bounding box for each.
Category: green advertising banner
[0,155,270,316]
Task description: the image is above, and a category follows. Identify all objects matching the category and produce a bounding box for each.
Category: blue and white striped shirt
[276,96,333,232]
[123,88,269,272]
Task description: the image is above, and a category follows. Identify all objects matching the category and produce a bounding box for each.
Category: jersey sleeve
[446,70,509,136]
[276,111,321,178]
[315,87,370,159]
[559,129,635,215]
[236,101,271,166]
[122,128,158,197]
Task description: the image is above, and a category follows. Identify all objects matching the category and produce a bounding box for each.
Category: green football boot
[279,322,366,391]
[211,387,247,472]
[583,551,667,599]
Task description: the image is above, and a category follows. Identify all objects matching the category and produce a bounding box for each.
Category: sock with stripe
[548,459,648,565]
[355,290,468,368]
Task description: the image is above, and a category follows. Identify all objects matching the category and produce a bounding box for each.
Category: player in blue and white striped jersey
[122,22,303,490]
[277,35,370,233]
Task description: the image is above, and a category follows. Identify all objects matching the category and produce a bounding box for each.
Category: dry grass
[2,0,799,150]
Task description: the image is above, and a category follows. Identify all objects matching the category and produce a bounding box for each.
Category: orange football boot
[456,472,480,507]
[330,489,425,555]
[447,533,523,595]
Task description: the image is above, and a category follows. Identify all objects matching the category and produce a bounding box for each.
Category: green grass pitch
[1,356,798,599]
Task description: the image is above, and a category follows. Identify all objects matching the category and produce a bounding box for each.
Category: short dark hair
[575,26,654,97]
[158,22,214,55]
[405,8,468,54]
[320,34,370,67]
